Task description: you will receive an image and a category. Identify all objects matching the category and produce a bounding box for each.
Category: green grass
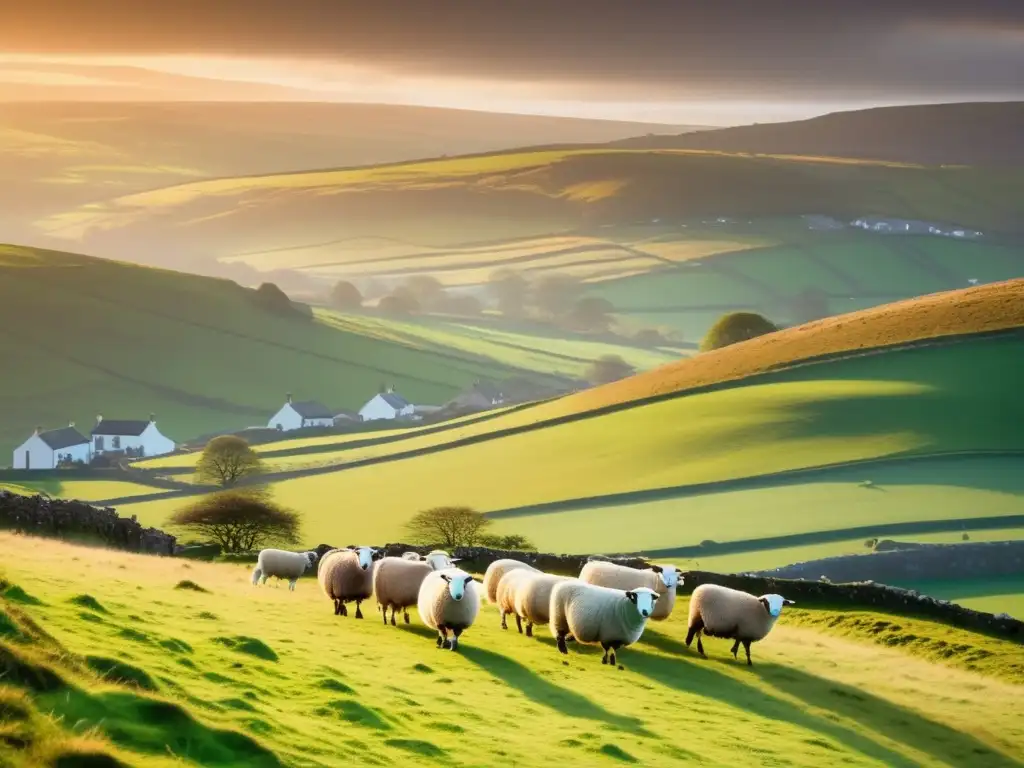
[115,334,1024,550]
[1,533,1022,767]
[5,480,168,503]
[892,577,1024,619]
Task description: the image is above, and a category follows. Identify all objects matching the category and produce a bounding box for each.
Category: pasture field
[2,479,166,504]
[893,577,1024,619]
[1,534,1022,767]
[117,336,1024,549]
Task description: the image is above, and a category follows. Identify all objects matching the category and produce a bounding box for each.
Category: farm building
[91,415,176,458]
[11,424,91,470]
[358,388,415,421]
[267,394,334,431]
[332,408,361,426]
[444,380,507,412]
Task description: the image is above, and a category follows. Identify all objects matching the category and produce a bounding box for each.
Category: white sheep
[318,545,380,618]
[579,560,683,620]
[494,568,538,633]
[251,549,318,591]
[685,583,795,665]
[416,567,480,651]
[482,558,539,604]
[549,580,659,667]
[513,571,573,638]
[372,550,456,625]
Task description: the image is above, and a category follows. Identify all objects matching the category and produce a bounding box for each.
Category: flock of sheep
[250,547,796,666]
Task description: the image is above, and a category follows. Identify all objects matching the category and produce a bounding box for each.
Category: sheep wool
[251,549,318,591]
[578,560,683,620]
[318,545,380,618]
[685,583,795,665]
[483,558,540,604]
[549,580,659,667]
[513,572,572,636]
[372,556,434,625]
[416,567,480,651]
[494,568,537,633]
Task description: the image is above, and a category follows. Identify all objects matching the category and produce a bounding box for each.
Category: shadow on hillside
[459,645,650,734]
[892,575,1024,602]
[628,650,1018,768]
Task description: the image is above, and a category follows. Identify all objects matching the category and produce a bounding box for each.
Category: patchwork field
[1,534,1022,767]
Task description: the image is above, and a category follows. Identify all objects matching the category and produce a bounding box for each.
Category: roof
[333,408,360,419]
[378,392,410,409]
[289,401,333,419]
[91,420,150,436]
[36,427,89,450]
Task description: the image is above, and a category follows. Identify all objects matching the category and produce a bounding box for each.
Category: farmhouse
[91,415,176,458]
[358,388,415,421]
[11,424,91,470]
[267,394,334,431]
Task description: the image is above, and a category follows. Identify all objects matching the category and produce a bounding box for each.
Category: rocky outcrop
[752,541,1024,583]
[0,490,176,555]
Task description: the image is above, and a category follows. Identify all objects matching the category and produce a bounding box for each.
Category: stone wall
[0,490,176,555]
[751,541,1024,583]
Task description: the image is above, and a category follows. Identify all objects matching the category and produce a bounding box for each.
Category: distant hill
[610,102,1024,167]
[0,100,700,241]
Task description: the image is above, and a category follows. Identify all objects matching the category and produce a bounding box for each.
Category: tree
[169,490,301,553]
[196,435,264,487]
[405,275,446,311]
[330,280,363,310]
[566,296,615,332]
[585,354,636,385]
[252,282,295,315]
[487,269,530,317]
[532,274,584,317]
[700,311,778,352]
[404,506,491,548]
[633,328,668,347]
[378,288,421,315]
[478,533,537,551]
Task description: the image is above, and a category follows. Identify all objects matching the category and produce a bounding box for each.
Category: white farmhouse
[358,388,415,421]
[267,394,335,431]
[91,414,176,458]
[12,424,91,470]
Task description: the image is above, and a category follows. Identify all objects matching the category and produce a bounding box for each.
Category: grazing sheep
[579,560,683,620]
[318,545,381,618]
[685,583,795,665]
[514,572,573,637]
[373,553,450,625]
[494,568,537,632]
[549,580,659,667]
[251,549,318,591]
[402,551,424,561]
[416,568,480,651]
[483,558,540,604]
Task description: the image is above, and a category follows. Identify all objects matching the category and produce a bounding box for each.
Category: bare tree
[196,435,264,487]
[404,506,491,548]
[169,490,301,553]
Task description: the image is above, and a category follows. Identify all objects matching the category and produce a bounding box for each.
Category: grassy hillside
[612,101,1024,167]
[1,534,1021,767]
[38,148,1024,264]
[0,101,691,236]
[0,244,619,459]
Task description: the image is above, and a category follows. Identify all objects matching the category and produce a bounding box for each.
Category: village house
[267,394,334,431]
[91,414,176,458]
[11,423,91,470]
[332,408,361,426]
[358,387,415,421]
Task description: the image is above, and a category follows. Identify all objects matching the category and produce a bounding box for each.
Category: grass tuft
[68,595,108,614]
[173,580,209,593]
[211,636,279,662]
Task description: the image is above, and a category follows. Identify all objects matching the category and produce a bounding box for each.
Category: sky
[3,0,1023,125]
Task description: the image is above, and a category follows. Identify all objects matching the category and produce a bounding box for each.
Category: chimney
[96,414,103,424]
[68,421,75,429]
[386,384,394,394]
[149,413,156,423]
[34,426,41,435]
[286,392,292,404]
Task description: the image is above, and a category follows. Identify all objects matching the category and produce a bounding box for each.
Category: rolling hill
[0,244,682,459]
[86,280,1024,557]
[611,101,1024,167]
[3,534,1021,767]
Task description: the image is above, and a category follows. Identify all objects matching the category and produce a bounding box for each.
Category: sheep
[549,580,660,667]
[416,567,480,651]
[494,568,538,632]
[579,560,683,620]
[251,549,318,591]
[684,583,795,665]
[372,550,456,626]
[482,558,540,604]
[513,571,573,637]
[317,545,381,618]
